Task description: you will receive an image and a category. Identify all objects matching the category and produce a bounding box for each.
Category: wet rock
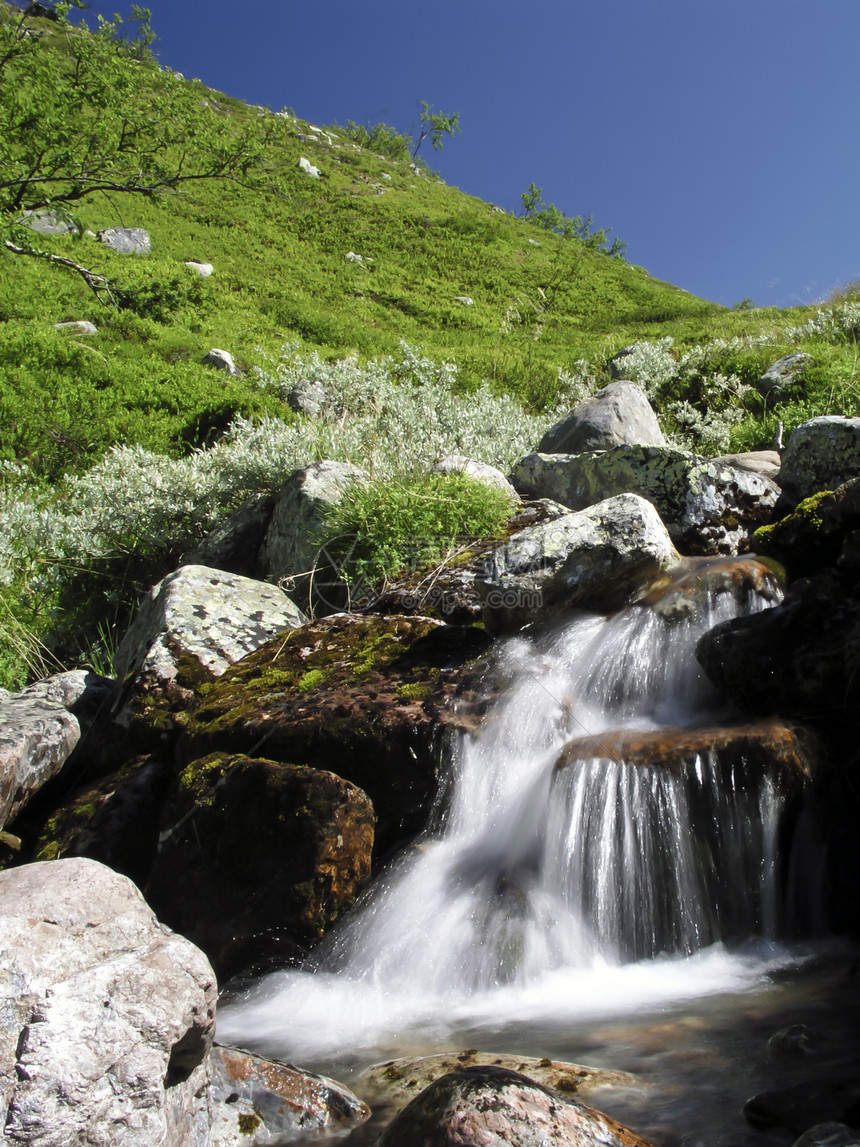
[201,347,239,375]
[641,555,783,623]
[184,492,276,579]
[434,454,520,500]
[357,1050,641,1115]
[114,563,306,722]
[745,1079,860,1134]
[148,753,374,976]
[286,377,328,418]
[209,1044,369,1145]
[475,493,679,633]
[793,1124,860,1147]
[97,226,151,254]
[537,381,666,454]
[778,416,860,504]
[0,857,216,1147]
[696,576,860,720]
[757,352,812,396]
[0,686,80,830]
[376,1064,652,1147]
[714,449,782,482]
[769,1023,818,1058]
[180,614,495,859]
[258,459,367,610]
[753,478,860,579]
[512,444,779,554]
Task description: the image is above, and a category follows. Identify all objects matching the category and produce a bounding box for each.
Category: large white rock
[778,416,860,502]
[114,564,307,698]
[475,492,679,632]
[537,381,666,454]
[0,689,79,830]
[97,227,151,255]
[0,858,216,1147]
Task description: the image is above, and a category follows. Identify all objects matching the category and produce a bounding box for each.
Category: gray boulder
[259,460,366,606]
[757,352,811,395]
[0,687,80,830]
[714,449,781,482]
[114,564,306,711]
[201,348,239,375]
[433,454,520,500]
[0,857,216,1147]
[476,493,679,632]
[287,378,328,419]
[19,208,79,236]
[512,444,779,554]
[537,380,666,454]
[209,1045,369,1145]
[777,416,860,503]
[97,227,151,255]
[377,1064,650,1147]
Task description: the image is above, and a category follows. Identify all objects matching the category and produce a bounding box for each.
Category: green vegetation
[0,1,858,682]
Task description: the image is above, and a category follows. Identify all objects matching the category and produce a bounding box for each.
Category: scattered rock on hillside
[476,492,679,632]
[376,1064,652,1147]
[179,614,495,859]
[184,260,213,276]
[147,753,374,976]
[97,226,151,254]
[777,416,860,504]
[19,208,79,235]
[53,319,98,336]
[0,686,80,830]
[757,352,811,395]
[287,377,328,419]
[201,347,239,375]
[537,381,666,454]
[512,445,779,555]
[299,156,320,177]
[454,295,473,305]
[113,563,306,723]
[433,455,520,500]
[258,460,366,610]
[209,1045,369,1146]
[0,857,216,1147]
[184,491,277,579]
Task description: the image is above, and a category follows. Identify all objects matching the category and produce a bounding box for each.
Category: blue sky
[88,1,858,310]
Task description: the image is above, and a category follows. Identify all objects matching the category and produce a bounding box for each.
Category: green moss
[297,668,328,693]
[237,1111,262,1136]
[395,681,434,701]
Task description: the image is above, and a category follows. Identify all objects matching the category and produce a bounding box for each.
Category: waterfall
[218,557,814,1065]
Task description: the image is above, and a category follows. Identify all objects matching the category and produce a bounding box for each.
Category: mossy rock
[146,752,374,978]
[180,614,495,860]
[753,478,860,579]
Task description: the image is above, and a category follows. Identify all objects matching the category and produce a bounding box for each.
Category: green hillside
[1,2,858,683]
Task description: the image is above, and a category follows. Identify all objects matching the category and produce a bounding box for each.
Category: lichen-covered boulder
[475,493,679,632]
[209,1045,369,1145]
[376,1065,652,1147]
[434,454,520,500]
[97,226,151,254]
[147,753,374,976]
[113,564,306,720]
[0,858,216,1147]
[752,478,860,579]
[777,416,860,503]
[180,614,494,859]
[696,576,860,720]
[258,460,367,610]
[0,685,80,830]
[512,445,779,554]
[537,381,666,454]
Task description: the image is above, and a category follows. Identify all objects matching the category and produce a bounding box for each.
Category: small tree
[519,183,626,258]
[412,100,460,160]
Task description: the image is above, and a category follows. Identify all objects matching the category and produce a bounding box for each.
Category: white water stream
[218,559,836,1140]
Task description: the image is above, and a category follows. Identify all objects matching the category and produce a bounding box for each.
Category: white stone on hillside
[184,261,214,276]
[299,156,321,178]
[202,348,238,375]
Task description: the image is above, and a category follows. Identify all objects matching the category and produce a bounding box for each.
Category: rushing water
[218,558,847,1143]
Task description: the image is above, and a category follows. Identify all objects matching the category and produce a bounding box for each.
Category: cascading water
[218,557,817,1072]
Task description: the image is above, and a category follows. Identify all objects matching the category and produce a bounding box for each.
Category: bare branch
[4,238,116,303]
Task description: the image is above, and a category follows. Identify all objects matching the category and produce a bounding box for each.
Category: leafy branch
[520,182,626,258]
